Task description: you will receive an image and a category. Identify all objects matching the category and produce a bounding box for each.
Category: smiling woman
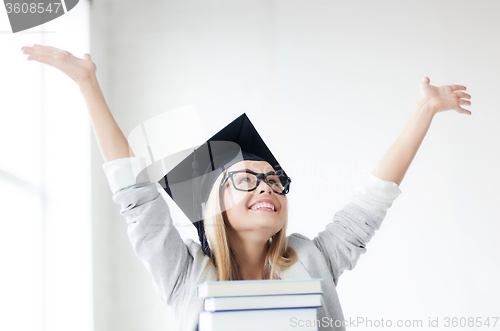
[207,159,295,282]
[21,31,473,330]
[105,113,403,331]
[222,163,288,233]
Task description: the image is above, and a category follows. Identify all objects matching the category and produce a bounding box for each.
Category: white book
[204,293,322,311]
[197,278,322,298]
[199,307,319,331]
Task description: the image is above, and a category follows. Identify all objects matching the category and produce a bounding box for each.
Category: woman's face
[221,160,287,242]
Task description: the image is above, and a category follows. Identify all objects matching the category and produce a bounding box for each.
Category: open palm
[419,76,471,115]
[22,45,96,86]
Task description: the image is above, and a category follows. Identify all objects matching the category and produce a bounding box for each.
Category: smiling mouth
[249,202,276,212]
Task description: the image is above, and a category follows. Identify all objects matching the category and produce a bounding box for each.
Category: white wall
[90,0,500,330]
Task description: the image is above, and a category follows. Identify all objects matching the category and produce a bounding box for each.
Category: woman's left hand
[419,76,472,116]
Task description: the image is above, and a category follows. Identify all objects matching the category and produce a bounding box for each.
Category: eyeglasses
[220,170,291,195]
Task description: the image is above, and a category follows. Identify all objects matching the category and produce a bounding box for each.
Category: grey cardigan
[104,157,402,331]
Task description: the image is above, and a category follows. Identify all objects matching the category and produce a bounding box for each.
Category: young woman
[22,45,471,331]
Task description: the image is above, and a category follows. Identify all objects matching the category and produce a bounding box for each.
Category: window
[0,2,92,331]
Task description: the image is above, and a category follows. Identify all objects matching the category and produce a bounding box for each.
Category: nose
[256,178,273,194]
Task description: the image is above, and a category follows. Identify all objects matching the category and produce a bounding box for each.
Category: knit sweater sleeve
[312,175,402,285]
[102,157,194,305]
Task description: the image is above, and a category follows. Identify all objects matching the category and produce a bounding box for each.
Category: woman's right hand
[22,45,96,86]
[23,44,132,162]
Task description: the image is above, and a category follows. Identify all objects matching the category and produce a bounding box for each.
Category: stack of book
[197,278,323,331]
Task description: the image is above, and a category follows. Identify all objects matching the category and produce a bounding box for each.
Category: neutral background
[2,0,499,330]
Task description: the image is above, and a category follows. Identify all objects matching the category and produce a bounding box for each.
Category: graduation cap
[157,113,290,256]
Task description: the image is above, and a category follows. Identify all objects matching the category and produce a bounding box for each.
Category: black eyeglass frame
[220,170,291,195]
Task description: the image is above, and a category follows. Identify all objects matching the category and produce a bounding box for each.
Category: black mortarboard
[157,113,290,256]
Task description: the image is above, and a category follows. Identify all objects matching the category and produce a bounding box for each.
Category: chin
[249,214,285,231]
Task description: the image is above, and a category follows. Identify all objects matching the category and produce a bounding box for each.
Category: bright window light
[0,2,92,331]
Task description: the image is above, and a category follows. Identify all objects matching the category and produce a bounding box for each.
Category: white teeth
[250,202,275,211]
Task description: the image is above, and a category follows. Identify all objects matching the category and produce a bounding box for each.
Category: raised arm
[22,45,132,162]
[373,77,471,186]
[22,46,205,306]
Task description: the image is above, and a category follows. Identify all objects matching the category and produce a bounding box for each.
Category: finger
[33,44,61,54]
[421,76,430,84]
[449,84,466,91]
[23,45,51,57]
[458,99,471,106]
[455,91,471,99]
[28,45,65,60]
[457,107,472,116]
[27,54,58,66]
[21,46,34,54]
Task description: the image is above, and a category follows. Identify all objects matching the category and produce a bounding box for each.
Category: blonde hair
[203,170,297,281]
